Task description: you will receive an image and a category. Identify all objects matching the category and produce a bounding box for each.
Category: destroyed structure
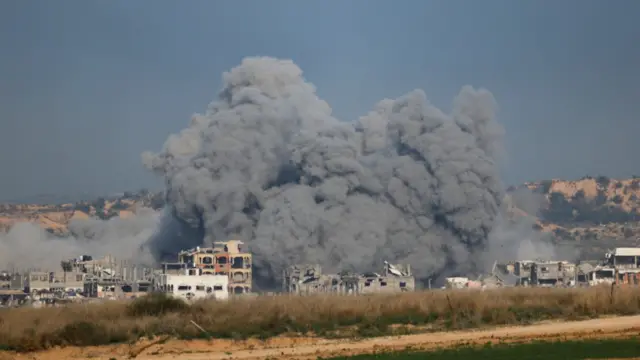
[5,240,640,307]
[170,240,252,294]
[0,239,252,307]
[75,255,153,298]
[282,261,415,295]
[0,254,155,306]
[445,247,640,289]
[444,262,519,289]
[599,247,640,285]
[508,260,577,287]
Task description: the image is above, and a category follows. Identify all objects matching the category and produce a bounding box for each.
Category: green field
[323,338,640,359]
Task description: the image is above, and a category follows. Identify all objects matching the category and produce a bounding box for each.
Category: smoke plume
[479,185,581,275]
[0,209,160,272]
[141,56,512,286]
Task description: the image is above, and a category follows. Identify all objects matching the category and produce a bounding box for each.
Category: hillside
[507,176,640,256]
[2,177,640,249]
[0,190,164,236]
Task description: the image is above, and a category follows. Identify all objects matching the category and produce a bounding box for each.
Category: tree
[94,197,106,209]
[596,175,610,189]
[572,189,586,202]
[74,203,91,214]
[553,228,571,240]
[110,200,127,211]
[594,190,608,206]
[541,192,574,224]
[539,180,553,194]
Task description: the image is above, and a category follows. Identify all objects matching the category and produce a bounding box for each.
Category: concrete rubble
[444,247,640,290]
[282,261,415,295]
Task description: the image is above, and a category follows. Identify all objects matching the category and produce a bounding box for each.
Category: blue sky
[1,0,639,202]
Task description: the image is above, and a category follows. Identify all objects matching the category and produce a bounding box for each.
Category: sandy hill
[0,190,164,236]
[2,178,640,249]
[508,176,640,249]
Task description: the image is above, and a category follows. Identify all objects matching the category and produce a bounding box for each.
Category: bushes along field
[1,285,640,352]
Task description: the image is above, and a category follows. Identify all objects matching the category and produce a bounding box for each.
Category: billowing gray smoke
[483,188,579,270]
[142,57,505,287]
[0,208,160,271]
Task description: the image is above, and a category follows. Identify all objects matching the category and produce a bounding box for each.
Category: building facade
[177,240,252,294]
[153,268,229,301]
[282,262,415,295]
[25,270,84,294]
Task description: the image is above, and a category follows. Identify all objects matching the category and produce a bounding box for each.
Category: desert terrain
[4,315,639,360]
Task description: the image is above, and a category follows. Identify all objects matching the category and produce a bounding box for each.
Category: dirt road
[7,315,640,360]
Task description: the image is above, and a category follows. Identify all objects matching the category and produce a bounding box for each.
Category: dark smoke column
[142,56,505,288]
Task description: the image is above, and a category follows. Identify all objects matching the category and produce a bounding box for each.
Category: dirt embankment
[5,315,640,360]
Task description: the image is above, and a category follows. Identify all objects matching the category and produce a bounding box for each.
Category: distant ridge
[1,178,640,254]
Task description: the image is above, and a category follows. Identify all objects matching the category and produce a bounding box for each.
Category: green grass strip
[322,338,640,359]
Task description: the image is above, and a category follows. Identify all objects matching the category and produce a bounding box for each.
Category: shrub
[126,292,189,317]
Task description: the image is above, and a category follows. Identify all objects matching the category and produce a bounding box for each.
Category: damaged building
[498,260,577,287]
[585,247,640,286]
[26,271,84,294]
[282,261,415,295]
[529,260,576,287]
[444,262,518,289]
[496,248,640,288]
[70,255,153,298]
[175,240,252,294]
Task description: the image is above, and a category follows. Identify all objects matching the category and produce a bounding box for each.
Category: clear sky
[1,0,639,202]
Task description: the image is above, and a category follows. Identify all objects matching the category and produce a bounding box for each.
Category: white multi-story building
[605,247,640,269]
[153,267,229,301]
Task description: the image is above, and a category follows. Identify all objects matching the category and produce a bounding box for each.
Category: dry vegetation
[2,286,640,353]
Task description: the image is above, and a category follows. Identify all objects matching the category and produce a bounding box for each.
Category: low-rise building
[26,271,50,293]
[282,261,415,295]
[530,260,575,286]
[605,248,640,270]
[24,270,84,294]
[502,260,576,287]
[50,271,84,292]
[153,267,229,301]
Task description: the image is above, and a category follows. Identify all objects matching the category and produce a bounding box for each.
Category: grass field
[2,285,640,352]
[322,338,640,359]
